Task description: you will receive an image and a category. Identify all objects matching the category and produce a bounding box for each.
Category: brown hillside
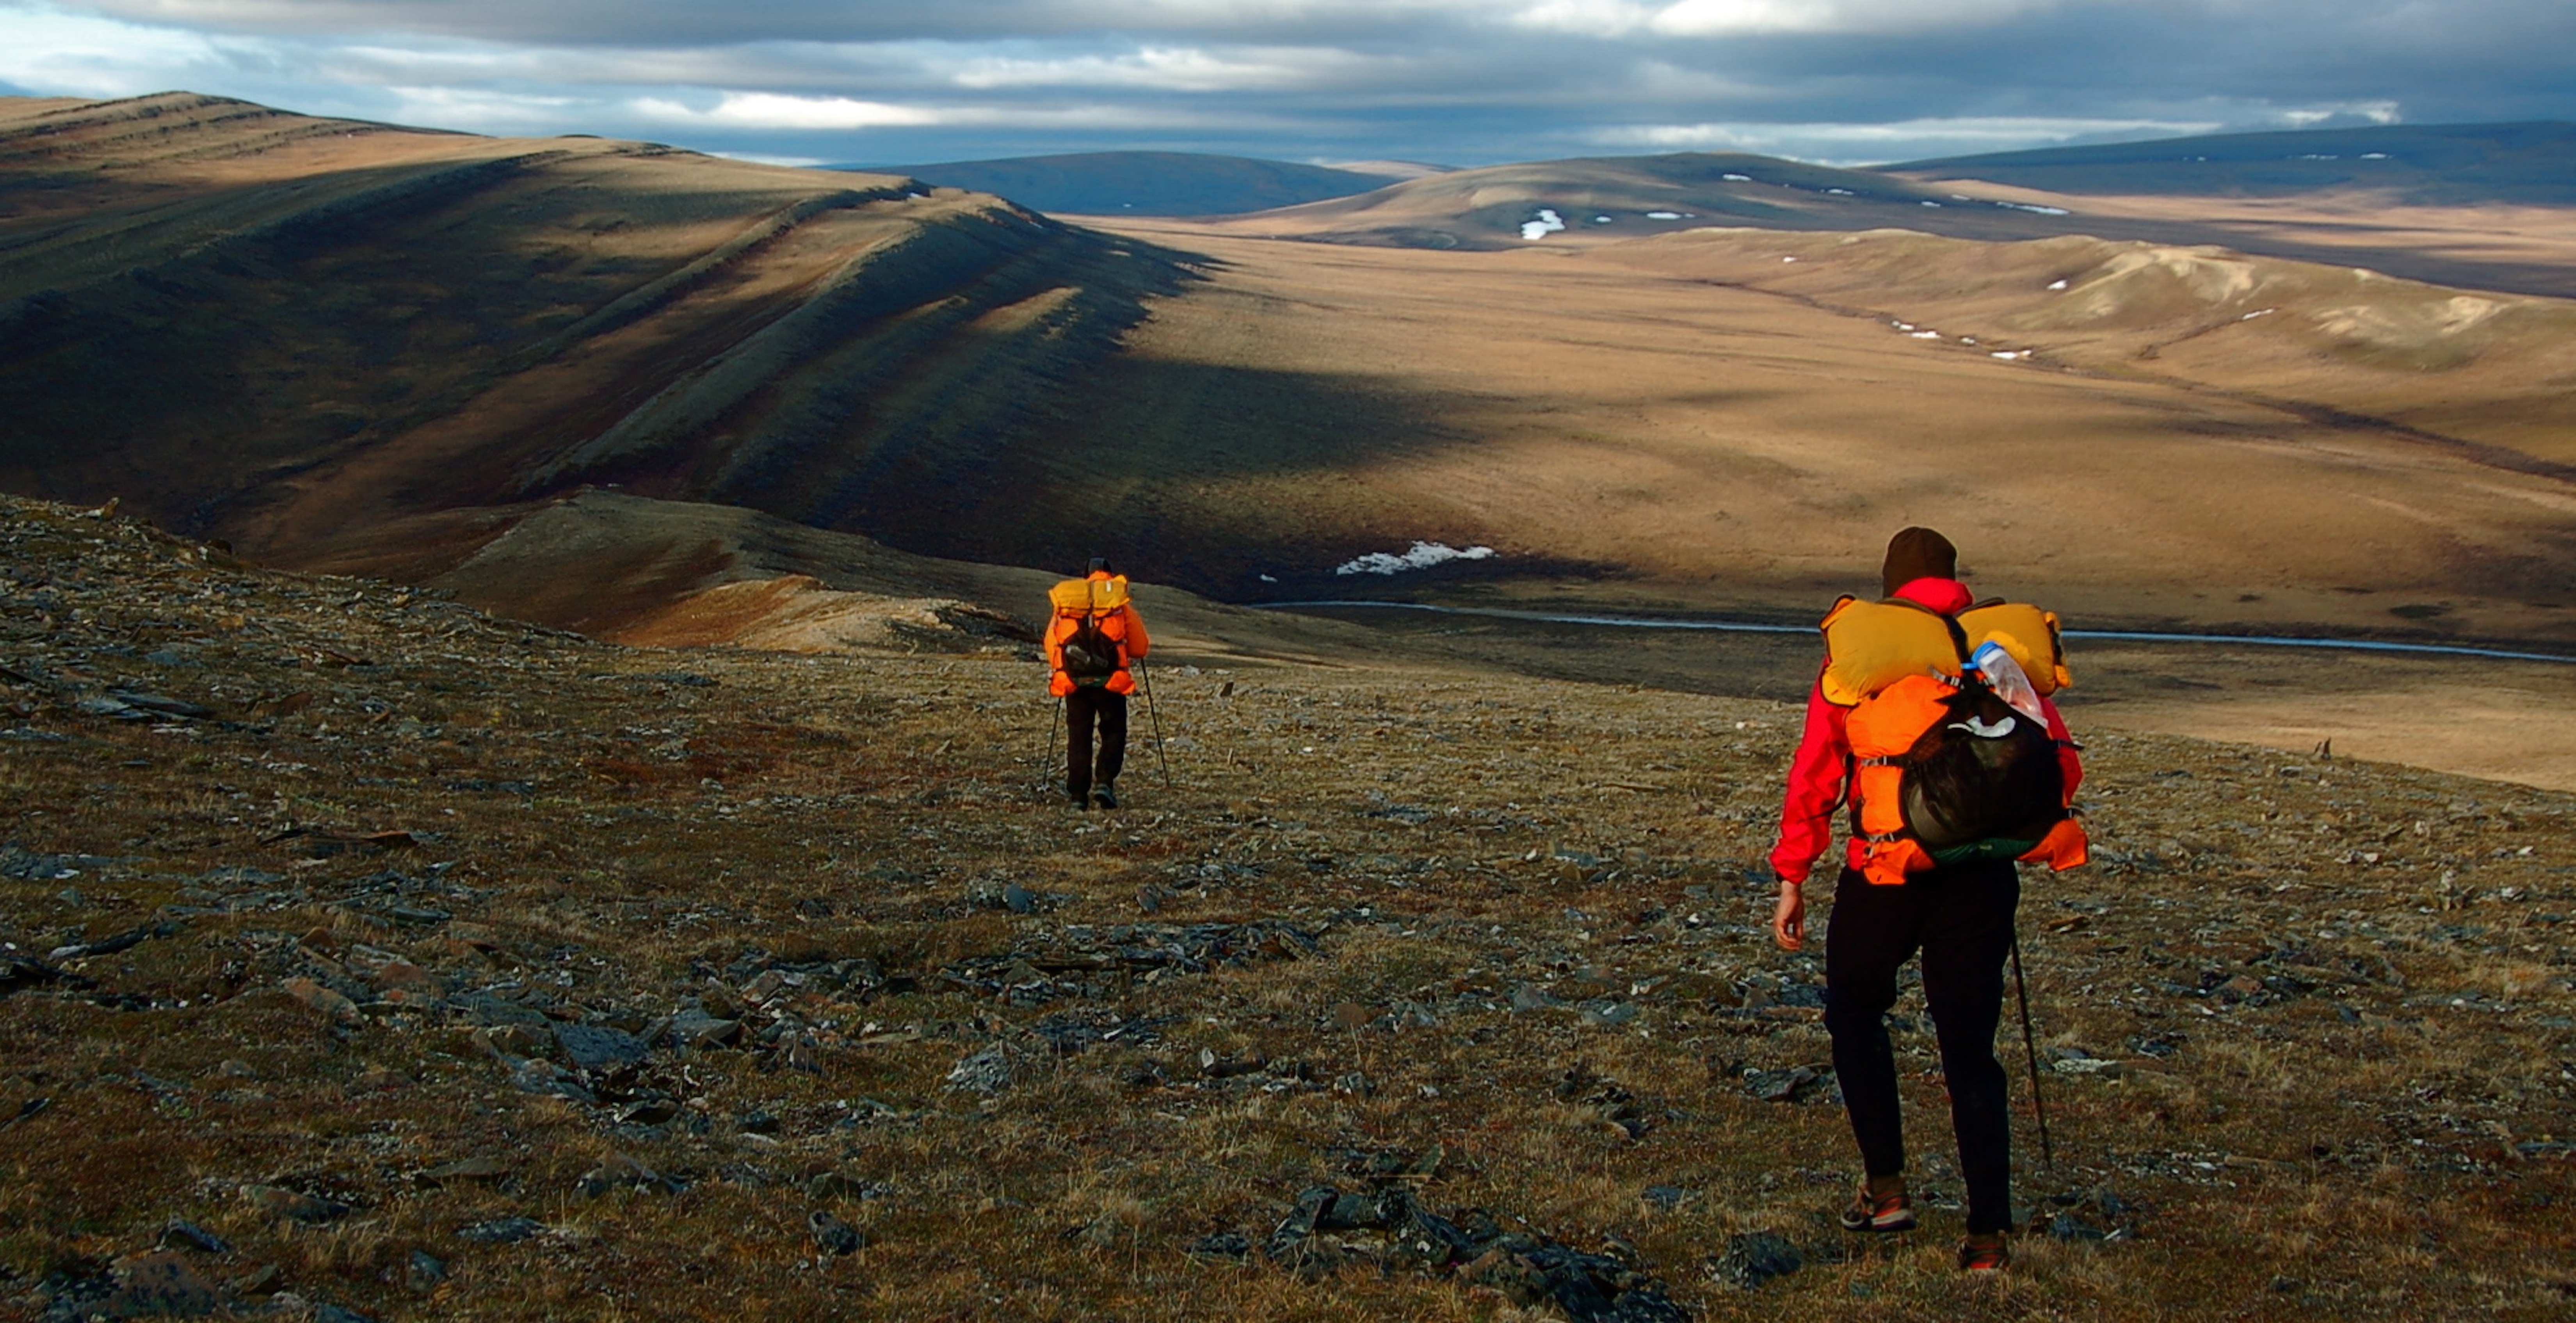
[1,95,2567,793]
[1586,227,2576,471]
[5,95,2569,654]
[1063,217,2576,649]
[1184,150,2576,301]
[0,92,1195,565]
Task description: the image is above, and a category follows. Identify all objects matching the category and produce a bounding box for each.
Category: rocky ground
[2,491,2572,1321]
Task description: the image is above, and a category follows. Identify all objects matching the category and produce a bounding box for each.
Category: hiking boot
[1957,1233,2010,1273]
[1067,791,1090,811]
[1094,782,1119,810]
[1838,1183,1916,1233]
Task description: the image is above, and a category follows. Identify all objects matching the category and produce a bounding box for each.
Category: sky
[3,1,2571,168]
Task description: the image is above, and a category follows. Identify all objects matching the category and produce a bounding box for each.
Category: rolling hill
[3,91,2572,790]
[844,150,1391,216]
[5,94,2574,643]
[0,91,1196,571]
[1192,151,1968,249]
[1069,210,2576,649]
[1194,138,2576,299]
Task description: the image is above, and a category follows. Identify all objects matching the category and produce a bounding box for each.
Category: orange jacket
[1044,572,1150,697]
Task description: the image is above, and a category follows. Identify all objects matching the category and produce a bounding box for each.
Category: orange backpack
[1822,596,2090,886]
[1049,576,1132,686]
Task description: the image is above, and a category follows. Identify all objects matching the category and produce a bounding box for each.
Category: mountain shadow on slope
[0,93,1210,569]
[0,94,1575,611]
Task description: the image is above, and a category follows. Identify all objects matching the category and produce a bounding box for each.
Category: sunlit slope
[1589,227,2576,471]
[0,93,1195,559]
[1880,123,2576,301]
[1051,218,2576,646]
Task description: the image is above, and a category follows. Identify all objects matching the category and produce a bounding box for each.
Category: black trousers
[1064,686,1127,797]
[1822,858,2021,1234]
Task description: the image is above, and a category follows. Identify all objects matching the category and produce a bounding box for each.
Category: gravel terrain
[4,493,2571,1320]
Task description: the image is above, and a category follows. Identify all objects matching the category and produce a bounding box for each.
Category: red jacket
[1768,576,2083,885]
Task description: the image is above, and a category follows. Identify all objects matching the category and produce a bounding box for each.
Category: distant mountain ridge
[1169,130,2576,297]
[842,150,1392,215]
[1890,121,2576,206]
[1178,150,2013,249]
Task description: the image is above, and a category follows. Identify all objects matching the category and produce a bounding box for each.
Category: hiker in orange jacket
[1045,558,1150,809]
[1768,527,2085,1273]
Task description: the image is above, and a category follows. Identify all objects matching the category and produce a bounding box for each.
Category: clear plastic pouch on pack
[1969,640,2049,727]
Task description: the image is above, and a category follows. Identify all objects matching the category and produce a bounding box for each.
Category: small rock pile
[1211,1184,1693,1322]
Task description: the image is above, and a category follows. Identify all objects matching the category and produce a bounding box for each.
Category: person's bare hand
[1772,884,1806,951]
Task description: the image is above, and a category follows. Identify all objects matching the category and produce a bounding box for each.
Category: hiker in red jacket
[1768,527,2084,1273]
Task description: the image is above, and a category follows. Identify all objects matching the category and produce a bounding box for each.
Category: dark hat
[1087,557,1114,574]
[1881,527,1958,596]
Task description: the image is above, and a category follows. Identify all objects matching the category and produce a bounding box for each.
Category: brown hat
[1881,526,1958,596]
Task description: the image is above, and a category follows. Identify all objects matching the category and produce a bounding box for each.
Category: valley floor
[4,494,2574,1320]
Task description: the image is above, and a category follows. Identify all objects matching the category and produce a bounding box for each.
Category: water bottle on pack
[1968,640,2049,727]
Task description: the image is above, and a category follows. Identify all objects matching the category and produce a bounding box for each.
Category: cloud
[947,44,1393,93]
[7,0,2573,166]
[2279,101,2403,127]
[0,4,242,98]
[377,84,583,129]
[1647,0,2059,37]
[1511,0,2066,38]
[633,92,942,131]
[1595,115,2228,164]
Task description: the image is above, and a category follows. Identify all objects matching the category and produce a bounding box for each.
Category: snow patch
[1646,211,1682,220]
[1520,209,1566,241]
[2240,308,2276,321]
[1780,256,1798,263]
[1592,215,1614,223]
[1335,542,1498,576]
[1722,173,1752,181]
[1996,201,2070,216]
[2361,152,2389,160]
[2046,279,2069,291]
[1990,350,2030,360]
[1908,330,1941,339]
[1920,200,1942,207]
[1825,188,1853,196]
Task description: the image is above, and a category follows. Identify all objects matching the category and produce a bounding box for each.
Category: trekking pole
[2009,930,2056,1172]
[1136,660,1173,791]
[1048,697,1063,793]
